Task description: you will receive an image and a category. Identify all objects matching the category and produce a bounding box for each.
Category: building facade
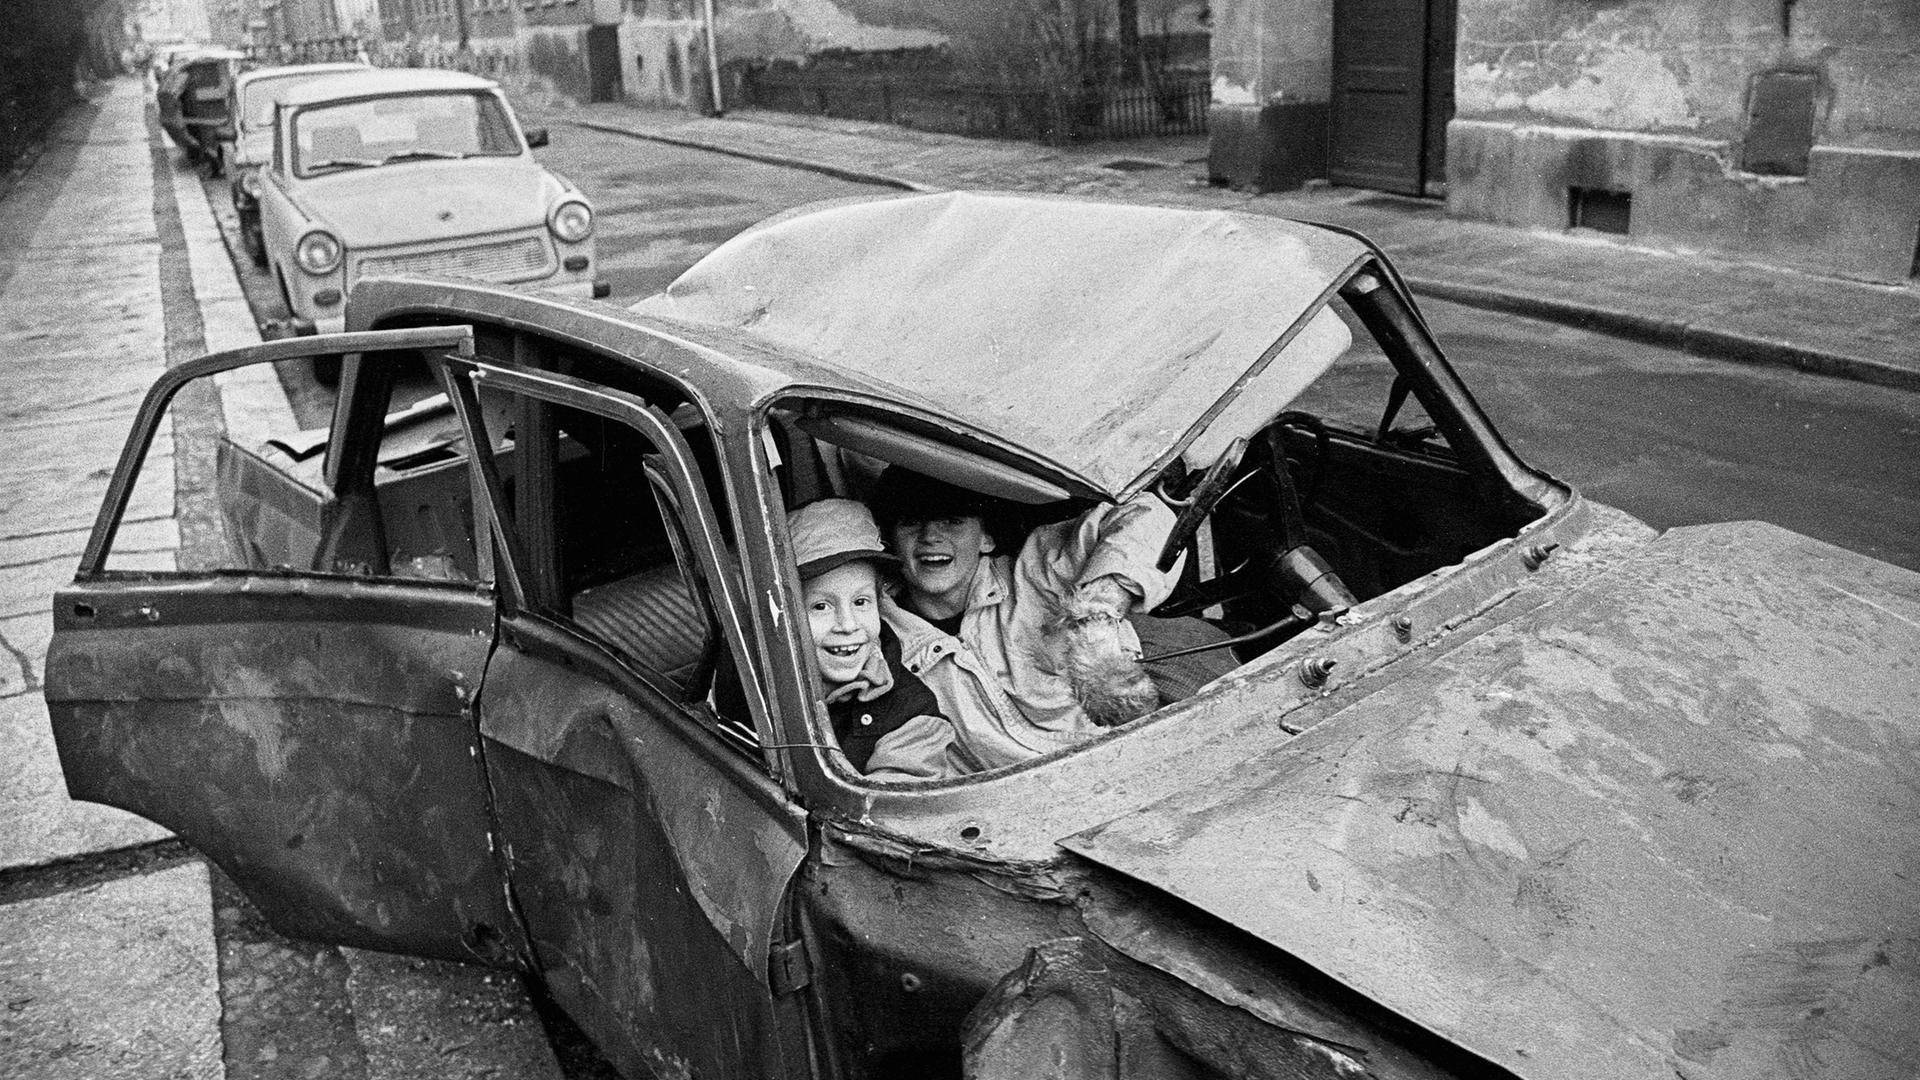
[1210,0,1920,284]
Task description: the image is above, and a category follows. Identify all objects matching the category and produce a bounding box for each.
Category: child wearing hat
[787,499,958,781]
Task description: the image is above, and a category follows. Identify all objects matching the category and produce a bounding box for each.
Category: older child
[867,467,1187,773]
[788,499,958,781]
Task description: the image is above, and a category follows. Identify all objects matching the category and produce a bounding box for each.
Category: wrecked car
[46,192,1920,1080]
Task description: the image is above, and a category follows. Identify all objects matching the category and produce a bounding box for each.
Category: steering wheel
[1151,420,1356,623]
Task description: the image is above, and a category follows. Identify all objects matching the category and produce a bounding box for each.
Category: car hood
[294,158,560,248]
[1062,521,1920,1080]
[633,191,1370,499]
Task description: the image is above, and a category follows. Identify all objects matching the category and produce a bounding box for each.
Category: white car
[218,62,370,265]
[259,68,606,372]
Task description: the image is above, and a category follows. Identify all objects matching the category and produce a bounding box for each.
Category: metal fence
[740,66,1209,144]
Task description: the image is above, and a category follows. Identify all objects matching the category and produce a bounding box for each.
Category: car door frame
[438,351,815,1077]
[46,326,531,965]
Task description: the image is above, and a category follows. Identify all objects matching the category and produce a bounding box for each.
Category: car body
[216,62,371,265]
[257,67,606,348]
[46,192,1920,1080]
[155,47,249,168]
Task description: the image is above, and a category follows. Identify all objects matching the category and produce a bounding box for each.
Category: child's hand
[1074,575,1135,620]
[1049,583,1158,727]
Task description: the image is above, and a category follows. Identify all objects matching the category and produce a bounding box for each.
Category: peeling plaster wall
[1208,0,1330,190]
[709,0,947,66]
[1801,4,1920,153]
[522,24,594,104]
[1450,0,1920,282]
[620,18,704,108]
[1456,0,1772,138]
[1212,0,1328,102]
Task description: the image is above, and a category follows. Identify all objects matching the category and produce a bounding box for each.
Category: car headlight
[239,169,262,198]
[549,200,593,244]
[295,230,342,275]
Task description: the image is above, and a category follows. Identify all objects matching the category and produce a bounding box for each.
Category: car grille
[356,234,553,283]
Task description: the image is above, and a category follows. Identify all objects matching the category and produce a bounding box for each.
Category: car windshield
[242,72,357,131]
[292,91,520,176]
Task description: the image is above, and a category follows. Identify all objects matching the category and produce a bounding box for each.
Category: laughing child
[788,499,958,781]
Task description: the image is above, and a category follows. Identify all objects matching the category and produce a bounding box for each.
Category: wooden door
[587,25,623,103]
[1330,0,1453,197]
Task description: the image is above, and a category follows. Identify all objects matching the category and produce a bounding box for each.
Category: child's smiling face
[804,560,883,685]
[889,515,994,619]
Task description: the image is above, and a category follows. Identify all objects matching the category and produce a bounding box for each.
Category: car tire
[274,265,296,316]
[241,212,266,267]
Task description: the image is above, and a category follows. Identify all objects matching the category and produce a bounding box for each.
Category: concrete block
[0,693,170,872]
[1446,119,1920,283]
[0,861,220,1079]
[1208,101,1328,192]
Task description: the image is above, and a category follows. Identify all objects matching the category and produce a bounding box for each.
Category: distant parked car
[213,62,370,265]
[155,48,248,170]
[46,192,1920,1080]
[258,67,606,379]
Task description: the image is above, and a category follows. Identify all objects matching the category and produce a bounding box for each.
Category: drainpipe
[701,0,724,115]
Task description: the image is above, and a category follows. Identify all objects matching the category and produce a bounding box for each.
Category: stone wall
[1449,0,1920,282]
[1207,0,1328,190]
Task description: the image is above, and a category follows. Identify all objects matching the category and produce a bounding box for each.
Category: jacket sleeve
[863,714,963,781]
[1035,494,1183,613]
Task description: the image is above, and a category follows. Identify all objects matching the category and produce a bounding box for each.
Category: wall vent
[1742,71,1819,177]
[1569,187,1632,235]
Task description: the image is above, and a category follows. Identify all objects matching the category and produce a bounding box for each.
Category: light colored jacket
[882,497,1180,773]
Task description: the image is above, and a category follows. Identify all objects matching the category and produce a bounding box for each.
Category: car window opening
[292,90,521,177]
[763,282,1548,784]
[456,335,760,761]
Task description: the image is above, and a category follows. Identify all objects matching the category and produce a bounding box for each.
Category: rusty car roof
[632,191,1371,497]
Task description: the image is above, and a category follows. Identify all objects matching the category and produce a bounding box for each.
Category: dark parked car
[46,193,1920,1080]
[155,47,248,170]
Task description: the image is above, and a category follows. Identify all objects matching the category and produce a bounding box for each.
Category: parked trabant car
[155,47,248,169]
[47,193,1919,1080]
[212,61,370,265]
[258,68,605,367]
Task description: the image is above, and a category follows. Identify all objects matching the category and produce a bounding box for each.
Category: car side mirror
[524,126,549,149]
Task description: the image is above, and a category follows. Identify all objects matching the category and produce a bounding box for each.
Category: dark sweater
[828,626,944,772]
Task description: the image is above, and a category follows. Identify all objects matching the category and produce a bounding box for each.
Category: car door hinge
[770,936,812,996]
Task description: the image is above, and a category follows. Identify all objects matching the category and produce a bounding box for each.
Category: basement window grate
[1569,187,1632,235]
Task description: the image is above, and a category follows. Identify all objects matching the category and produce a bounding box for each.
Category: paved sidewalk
[1,78,565,1080]
[0,77,226,1080]
[543,102,1920,392]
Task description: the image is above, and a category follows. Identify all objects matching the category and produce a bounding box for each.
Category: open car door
[43,328,528,966]
[437,350,811,1078]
